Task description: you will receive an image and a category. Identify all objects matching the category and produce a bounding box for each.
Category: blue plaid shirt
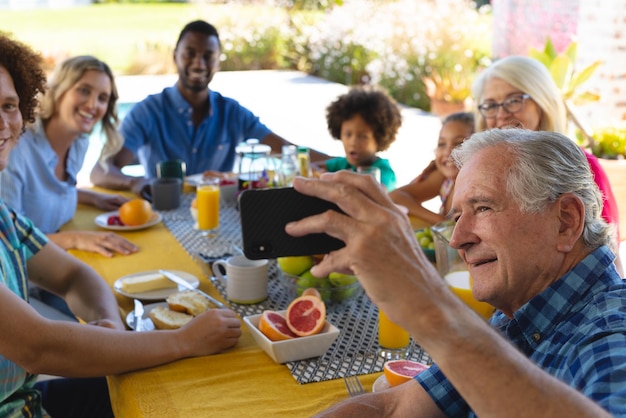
[416,246,626,416]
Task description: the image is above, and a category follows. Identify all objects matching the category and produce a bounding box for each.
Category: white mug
[212,255,269,304]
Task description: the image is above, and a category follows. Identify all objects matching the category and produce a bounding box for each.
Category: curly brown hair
[326,85,402,152]
[0,33,46,132]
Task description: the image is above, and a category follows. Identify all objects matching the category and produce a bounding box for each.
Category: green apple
[315,276,332,301]
[296,270,318,295]
[277,255,315,276]
[328,272,358,287]
[332,286,358,302]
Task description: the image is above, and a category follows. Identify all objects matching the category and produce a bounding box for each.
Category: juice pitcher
[431,219,466,278]
[236,139,272,191]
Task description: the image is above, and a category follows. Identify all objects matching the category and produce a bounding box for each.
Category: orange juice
[197,183,220,231]
[444,271,494,319]
[378,309,410,349]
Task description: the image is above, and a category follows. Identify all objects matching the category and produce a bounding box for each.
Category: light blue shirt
[416,246,626,416]
[0,120,89,233]
[120,86,272,178]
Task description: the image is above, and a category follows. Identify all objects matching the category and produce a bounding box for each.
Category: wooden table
[63,192,414,417]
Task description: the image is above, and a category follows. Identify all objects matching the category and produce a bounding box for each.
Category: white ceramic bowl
[243,310,340,363]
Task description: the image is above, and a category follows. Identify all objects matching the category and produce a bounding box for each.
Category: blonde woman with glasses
[472,55,622,275]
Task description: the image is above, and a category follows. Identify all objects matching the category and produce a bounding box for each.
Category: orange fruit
[302,287,322,299]
[383,360,429,387]
[119,198,152,226]
[191,197,198,209]
[285,295,326,337]
[258,310,297,341]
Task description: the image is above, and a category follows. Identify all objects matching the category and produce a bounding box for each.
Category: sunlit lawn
[0,3,281,74]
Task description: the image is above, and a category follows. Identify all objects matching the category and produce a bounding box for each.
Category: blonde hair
[41,55,123,162]
[472,56,567,134]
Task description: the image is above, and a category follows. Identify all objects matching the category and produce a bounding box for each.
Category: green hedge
[0,0,491,111]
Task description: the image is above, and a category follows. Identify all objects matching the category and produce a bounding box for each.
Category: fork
[343,375,365,397]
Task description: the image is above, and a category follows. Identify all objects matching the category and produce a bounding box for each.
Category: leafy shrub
[294,0,492,108]
[591,125,626,159]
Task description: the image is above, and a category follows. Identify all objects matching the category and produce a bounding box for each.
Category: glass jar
[236,139,272,191]
[279,145,298,187]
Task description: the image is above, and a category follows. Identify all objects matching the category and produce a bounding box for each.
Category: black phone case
[238,187,345,259]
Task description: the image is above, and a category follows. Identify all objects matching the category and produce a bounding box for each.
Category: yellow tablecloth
[63,196,382,417]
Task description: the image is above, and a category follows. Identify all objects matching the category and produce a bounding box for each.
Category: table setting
[160,191,432,384]
[61,177,457,416]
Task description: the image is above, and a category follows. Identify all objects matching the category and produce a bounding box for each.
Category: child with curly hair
[317,85,402,190]
[390,112,475,224]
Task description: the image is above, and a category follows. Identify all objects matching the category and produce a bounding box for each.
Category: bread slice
[167,290,210,316]
[149,306,193,330]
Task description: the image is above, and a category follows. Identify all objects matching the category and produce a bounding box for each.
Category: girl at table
[0,34,241,418]
[0,55,137,258]
[389,112,474,224]
[316,85,402,191]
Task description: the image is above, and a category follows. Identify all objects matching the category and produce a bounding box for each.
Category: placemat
[161,192,431,384]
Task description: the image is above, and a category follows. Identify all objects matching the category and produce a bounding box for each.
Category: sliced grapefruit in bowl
[286,295,326,337]
[383,359,430,387]
[258,310,297,341]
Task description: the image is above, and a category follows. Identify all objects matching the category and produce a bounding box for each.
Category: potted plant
[529,37,602,148]
[422,65,473,117]
[421,16,491,117]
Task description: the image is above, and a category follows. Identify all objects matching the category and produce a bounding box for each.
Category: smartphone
[239,187,345,259]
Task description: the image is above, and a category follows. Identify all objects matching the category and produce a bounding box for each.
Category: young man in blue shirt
[91,20,326,196]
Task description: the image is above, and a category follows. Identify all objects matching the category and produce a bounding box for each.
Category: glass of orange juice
[196,177,220,237]
[444,271,494,319]
[377,309,410,360]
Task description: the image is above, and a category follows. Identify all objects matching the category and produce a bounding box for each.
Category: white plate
[126,302,168,331]
[185,173,238,187]
[372,374,391,392]
[95,211,162,231]
[114,270,199,300]
[185,173,205,187]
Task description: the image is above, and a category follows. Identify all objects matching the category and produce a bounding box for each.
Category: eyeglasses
[477,94,531,118]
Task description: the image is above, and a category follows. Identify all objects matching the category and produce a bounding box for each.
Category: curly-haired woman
[0,34,240,418]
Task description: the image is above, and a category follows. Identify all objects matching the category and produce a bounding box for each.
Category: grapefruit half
[258,310,297,341]
[285,295,326,337]
[302,287,322,299]
[383,360,429,387]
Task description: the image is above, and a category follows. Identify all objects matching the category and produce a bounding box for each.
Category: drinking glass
[377,309,410,360]
[357,166,381,183]
[196,177,220,237]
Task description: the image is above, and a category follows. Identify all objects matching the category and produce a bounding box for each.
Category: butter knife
[159,269,226,309]
[133,299,144,332]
